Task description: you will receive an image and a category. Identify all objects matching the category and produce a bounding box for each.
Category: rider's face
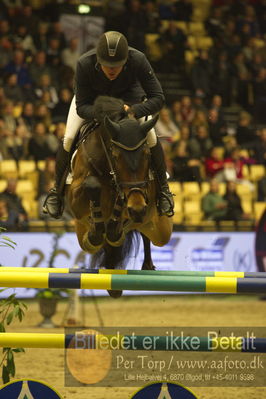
[101,65,123,80]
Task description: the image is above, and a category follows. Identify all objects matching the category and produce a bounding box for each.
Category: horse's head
[104,115,158,223]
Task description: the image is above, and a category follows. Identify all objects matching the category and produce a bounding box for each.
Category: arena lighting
[78,4,91,14]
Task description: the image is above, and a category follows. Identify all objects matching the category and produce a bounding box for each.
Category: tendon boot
[43,142,70,219]
[150,140,174,217]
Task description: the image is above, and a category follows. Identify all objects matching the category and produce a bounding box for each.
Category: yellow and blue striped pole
[0,267,265,279]
[1,271,266,293]
[0,333,265,352]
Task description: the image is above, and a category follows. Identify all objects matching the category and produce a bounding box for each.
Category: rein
[99,132,124,198]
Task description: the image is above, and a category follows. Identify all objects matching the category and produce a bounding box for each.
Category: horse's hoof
[107,290,123,298]
[105,232,125,247]
[106,220,125,247]
[142,262,156,270]
[82,233,103,253]
[88,233,104,247]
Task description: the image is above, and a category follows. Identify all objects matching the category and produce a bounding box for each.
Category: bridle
[99,132,150,203]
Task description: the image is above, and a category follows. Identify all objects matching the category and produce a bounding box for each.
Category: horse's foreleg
[69,181,90,219]
[83,176,105,248]
[106,195,125,247]
[141,233,155,270]
[70,176,105,252]
[74,219,101,254]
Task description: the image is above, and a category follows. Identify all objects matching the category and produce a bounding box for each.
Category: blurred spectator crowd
[0,0,265,230]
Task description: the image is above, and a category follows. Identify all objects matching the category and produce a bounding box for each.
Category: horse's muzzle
[126,186,148,223]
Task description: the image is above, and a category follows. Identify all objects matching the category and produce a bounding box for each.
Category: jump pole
[0,267,265,279]
[1,272,266,293]
[0,333,265,352]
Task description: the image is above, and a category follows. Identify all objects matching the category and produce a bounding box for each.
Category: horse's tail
[90,231,140,270]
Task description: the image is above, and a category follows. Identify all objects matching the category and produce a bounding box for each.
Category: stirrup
[158,191,174,217]
[42,188,64,219]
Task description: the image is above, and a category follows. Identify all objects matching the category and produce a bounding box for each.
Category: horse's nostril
[128,206,147,222]
[127,207,134,218]
[142,205,148,216]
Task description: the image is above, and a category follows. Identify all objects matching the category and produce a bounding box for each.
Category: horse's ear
[140,115,159,136]
[104,116,120,139]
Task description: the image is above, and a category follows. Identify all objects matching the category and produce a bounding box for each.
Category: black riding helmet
[96,31,128,67]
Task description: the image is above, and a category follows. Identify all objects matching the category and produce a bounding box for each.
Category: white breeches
[63,95,157,152]
[142,117,157,147]
[63,96,84,152]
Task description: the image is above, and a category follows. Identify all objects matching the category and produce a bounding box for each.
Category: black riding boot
[150,140,174,217]
[43,142,70,219]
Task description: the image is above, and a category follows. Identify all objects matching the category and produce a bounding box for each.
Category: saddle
[76,119,100,148]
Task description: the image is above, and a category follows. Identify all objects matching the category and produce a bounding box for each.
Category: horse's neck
[97,126,110,149]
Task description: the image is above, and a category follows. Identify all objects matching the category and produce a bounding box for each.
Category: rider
[43,31,174,218]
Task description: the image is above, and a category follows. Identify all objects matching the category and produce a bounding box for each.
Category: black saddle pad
[74,120,100,150]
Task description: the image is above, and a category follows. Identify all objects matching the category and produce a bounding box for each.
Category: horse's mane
[93,96,127,123]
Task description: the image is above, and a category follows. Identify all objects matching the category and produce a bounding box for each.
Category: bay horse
[67,96,173,297]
